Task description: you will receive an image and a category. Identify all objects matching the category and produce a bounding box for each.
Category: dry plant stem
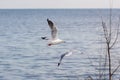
[102,17,119,80]
[107,43,112,80]
[108,2,112,79]
[110,17,120,49]
[102,19,112,80]
[111,63,120,76]
[100,2,119,79]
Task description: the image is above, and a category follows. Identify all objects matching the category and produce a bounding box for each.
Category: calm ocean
[0,9,120,80]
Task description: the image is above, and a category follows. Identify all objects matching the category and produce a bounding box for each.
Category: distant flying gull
[58,50,83,67]
[46,19,65,46]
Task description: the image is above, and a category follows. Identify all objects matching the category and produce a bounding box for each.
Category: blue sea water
[0,9,120,80]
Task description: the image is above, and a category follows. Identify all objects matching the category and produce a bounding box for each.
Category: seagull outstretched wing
[47,19,58,40]
[58,51,73,67]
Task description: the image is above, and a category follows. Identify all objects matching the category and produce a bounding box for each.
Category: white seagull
[47,19,65,46]
[58,50,83,67]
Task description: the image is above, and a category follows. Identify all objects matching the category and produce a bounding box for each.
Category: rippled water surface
[0,9,120,80]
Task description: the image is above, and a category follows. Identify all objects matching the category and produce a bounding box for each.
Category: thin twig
[110,26,119,49]
[102,21,109,42]
[110,17,120,49]
[111,63,120,76]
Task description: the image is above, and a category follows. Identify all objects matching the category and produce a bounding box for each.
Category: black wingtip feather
[58,63,60,67]
[47,18,54,26]
[47,18,49,21]
[41,37,46,40]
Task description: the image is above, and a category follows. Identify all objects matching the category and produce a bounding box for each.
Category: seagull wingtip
[47,18,49,21]
[58,63,60,67]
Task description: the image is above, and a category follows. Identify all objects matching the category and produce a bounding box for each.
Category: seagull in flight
[58,50,83,67]
[46,19,65,46]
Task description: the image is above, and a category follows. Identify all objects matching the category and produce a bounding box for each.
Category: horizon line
[0,8,120,9]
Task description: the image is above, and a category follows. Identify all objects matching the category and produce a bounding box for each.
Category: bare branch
[110,26,119,49]
[102,21,109,42]
[110,17,120,49]
[111,62,120,76]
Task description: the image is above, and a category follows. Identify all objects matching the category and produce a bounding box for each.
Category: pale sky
[0,0,120,9]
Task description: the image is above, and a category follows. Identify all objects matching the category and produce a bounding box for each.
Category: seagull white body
[48,39,64,45]
[47,19,65,46]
